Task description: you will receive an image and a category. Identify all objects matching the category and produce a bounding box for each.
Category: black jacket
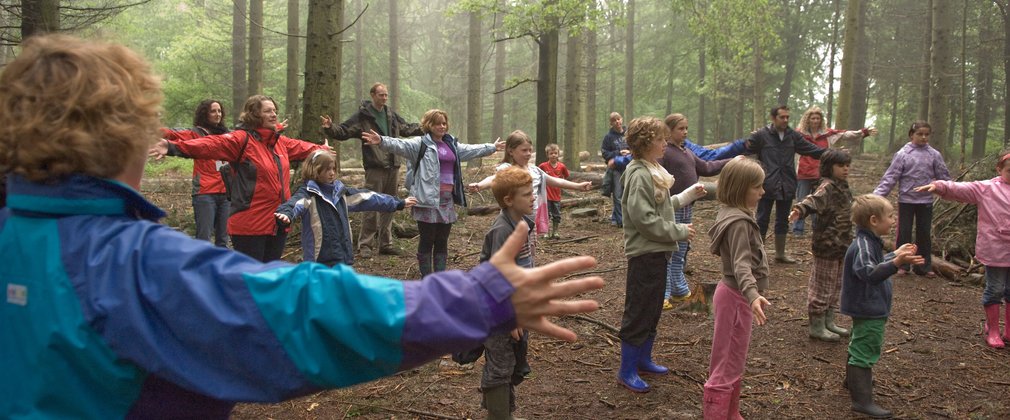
[745,125,824,200]
[323,100,423,169]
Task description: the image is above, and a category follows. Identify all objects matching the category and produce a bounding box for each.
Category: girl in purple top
[659,113,731,308]
[873,121,951,277]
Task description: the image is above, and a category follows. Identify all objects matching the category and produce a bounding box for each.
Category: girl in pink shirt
[916,153,1010,348]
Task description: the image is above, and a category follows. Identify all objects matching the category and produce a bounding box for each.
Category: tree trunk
[584,29,598,154]
[624,0,634,119]
[388,0,400,112]
[302,0,343,166]
[752,40,764,130]
[776,0,799,106]
[20,0,59,38]
[466,12,483,168]
[826,0,841,126]
[999,1,1010,148]
[835,0,860,131]
[536,29,560,166]
[972,7,994,159]
[232,0,247,125]
[848,0,870,154]
[355,0,365,99]
[488,9,505,141]
[887,81,900,152]
[285,0,301,137]
[918,0,933,121]
[248,0,264,97]
[927,0,954,156]
[563,30,582,171]
[698,35,707,145]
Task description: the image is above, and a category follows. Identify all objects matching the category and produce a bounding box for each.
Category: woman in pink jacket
[916,152,1010,349]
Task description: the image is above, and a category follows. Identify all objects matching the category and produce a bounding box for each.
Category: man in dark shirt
[321,83,423,258]
[745,105,825,263]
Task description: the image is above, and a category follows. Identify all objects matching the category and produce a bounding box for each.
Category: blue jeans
[756,197,792,237]
[610,169,624,226]
[982,266,1010,306]
[192,193,229,247]
[793,179,817,234]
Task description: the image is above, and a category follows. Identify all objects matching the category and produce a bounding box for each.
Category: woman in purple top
[363,109,505,276]
[659,114,732,308]
[873,121,950,277]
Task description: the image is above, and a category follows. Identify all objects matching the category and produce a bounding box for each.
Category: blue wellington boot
[637,336,669,375]
[618,341,650,393]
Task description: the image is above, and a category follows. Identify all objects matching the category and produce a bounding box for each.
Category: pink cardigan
[933,177,1010,267]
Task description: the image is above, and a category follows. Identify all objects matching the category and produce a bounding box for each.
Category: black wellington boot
[846,364,892,419]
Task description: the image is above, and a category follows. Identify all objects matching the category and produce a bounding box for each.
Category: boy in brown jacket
[789,149,854,341]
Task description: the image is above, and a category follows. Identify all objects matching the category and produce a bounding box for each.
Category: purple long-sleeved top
[873,142,951,204]
[659,142,730,194]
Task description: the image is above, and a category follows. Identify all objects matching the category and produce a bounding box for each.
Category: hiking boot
[359,247,373,259]
[379,246,403,256]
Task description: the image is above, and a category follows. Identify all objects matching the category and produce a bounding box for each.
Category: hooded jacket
[323,101,424,169]
[276,180,405,266]
[708,206,769,304]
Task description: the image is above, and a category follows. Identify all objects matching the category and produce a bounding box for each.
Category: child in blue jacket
[275,150,416,266]
[0,34,603,419]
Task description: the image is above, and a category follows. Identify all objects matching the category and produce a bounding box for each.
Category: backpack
[219,131,256,215]
[404,141,428,187]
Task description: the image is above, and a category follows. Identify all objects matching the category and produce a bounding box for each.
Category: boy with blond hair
[537,143,569,239]
[841,194,924,418]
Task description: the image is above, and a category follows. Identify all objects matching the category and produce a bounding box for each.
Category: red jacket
[161,127,226,195]
[797,128,868,180]
[169,127,326,236]
[538,161,569,202]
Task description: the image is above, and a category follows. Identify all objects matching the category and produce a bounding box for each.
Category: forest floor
[144,154,1009,420]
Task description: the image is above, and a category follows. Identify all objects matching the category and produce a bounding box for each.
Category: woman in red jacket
[151,95,330,262]
[161,99,231,247]
[793,105,876,236]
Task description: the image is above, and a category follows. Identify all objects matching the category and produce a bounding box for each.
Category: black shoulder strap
[414,142,428,169]
[232,129,254,165]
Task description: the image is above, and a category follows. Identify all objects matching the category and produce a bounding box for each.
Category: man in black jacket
[745,105,825,264]
[321,83,423,258]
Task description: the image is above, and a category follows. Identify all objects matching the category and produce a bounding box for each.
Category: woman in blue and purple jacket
[0,34,603,420]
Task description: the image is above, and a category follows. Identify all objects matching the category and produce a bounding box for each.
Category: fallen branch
[330,399,460,420]
[566,314,619,334]
[563,265,626,279]
[552,234,599,245]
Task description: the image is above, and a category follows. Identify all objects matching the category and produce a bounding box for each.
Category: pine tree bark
[927,0,954,156]
[826,0,841,126]
[848,0,870,154]
[232,0,247,125]
[972,6,994,159]
[563,30,582,170]
[536,29,559,166]
[20,0,59,38]
[285,0,301,137]
[466,12,483,167]
[584,29,598,152]
[388,0,400,112]
[835,0,860,132]
[624,0,634,119]
[302,0,343,165]
[248,0,264,97]
[492,37,506,141]
[698,36,707,145]
[918,0,933,121]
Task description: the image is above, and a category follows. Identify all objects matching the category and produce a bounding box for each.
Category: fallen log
[931,257,963,280]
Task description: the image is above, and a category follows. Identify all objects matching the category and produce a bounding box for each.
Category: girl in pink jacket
[916,153,1010,348]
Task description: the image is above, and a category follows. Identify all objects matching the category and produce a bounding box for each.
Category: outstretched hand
[493,137,505,151]
[788,209,800,223]
[321,115,333,129]
[361,130,382,145]
[894,243,925,268]
[148,139,169,160]
[913,182,937,193]
[404,197,418,208]
[490,221,604,342]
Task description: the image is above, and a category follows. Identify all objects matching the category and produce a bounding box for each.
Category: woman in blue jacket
[0,34,603,420]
